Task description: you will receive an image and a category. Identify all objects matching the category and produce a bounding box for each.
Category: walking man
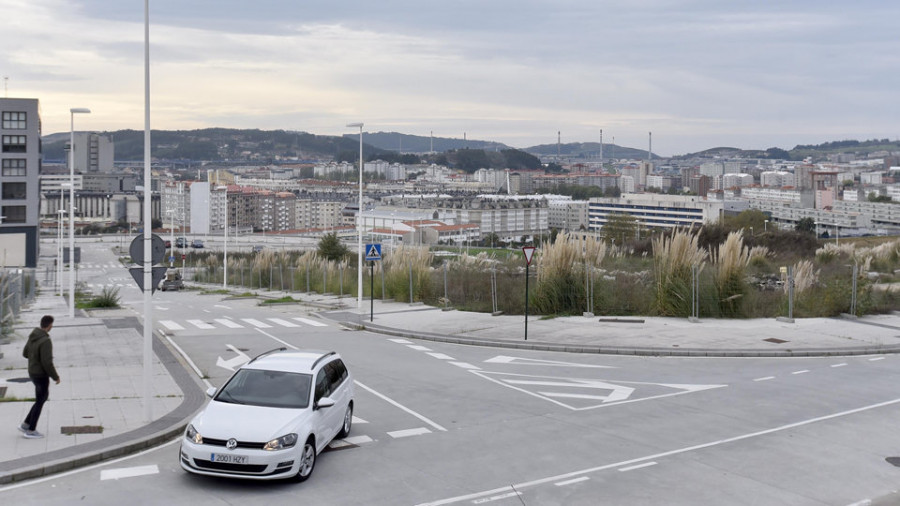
[19,315,60,439]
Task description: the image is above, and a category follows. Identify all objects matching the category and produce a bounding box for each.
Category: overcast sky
[2,0,897,155]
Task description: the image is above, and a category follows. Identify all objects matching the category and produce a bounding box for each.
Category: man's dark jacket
[23,328,59,381]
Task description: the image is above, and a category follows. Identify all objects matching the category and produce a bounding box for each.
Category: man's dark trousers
[24,374,50,431]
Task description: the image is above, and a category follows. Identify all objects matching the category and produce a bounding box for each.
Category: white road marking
[216,345,251,371]
[831,363,848,368]
[214,304,232,310]
[388,427,432,438]
[416,397,900,506]
[254,328,298,350]
[215,318,243,329]
[754,376,775,382]
[555,477,589,487]
[268,318,299,327]
[408,345,432,352]
[389,338,413,344]
[352,416,368,424]
[472,491,521,504]
[792,370,810,375]
[619,462,657,472]
[0,439,180,492]
[293,317,328,327]
[451,362,480,370]
[341,435,373,445]
[427,352,455,360]
[187,319,215,330]
[505,379,634,403]
[242,318,272,328]
[158,320,184,331]
[869,357,885,362]
[354,380,447,432]
[100,465,159,481]
[485,355,615,369]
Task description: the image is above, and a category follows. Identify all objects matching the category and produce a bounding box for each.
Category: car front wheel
[337,403,353,438]
[293,438,316,482]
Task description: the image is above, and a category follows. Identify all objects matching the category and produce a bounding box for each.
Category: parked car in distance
[175,237,187,248]
[252,245,265,253]
[191,239,204,248]
[165,239,172,248]
[180,349,354,482]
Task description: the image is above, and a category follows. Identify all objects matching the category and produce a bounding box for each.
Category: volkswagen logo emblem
[226,438,238,450]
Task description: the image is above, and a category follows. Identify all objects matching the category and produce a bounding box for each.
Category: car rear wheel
[337,403,353,438]
[293,438,316,482]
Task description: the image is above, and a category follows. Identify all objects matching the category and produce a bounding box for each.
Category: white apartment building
[860,172,883,185]
[760,171,795,188]
[40,173,83,193]
[588,194,724,232]
[722,173,754,189]
[547,199,589,231]
[619,175,636,193]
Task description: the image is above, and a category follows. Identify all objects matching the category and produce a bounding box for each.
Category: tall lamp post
[57,208,66,295]
[166,209,175,267]
[69,107,91,317]
[347,122,364,310]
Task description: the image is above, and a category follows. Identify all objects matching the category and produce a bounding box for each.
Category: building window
[1,158,26,176]
[1,205,26,223]
[2,135,27,153]
[2,182,27,200]
[2,111,27,129]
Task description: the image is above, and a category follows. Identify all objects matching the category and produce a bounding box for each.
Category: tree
[725,209,768,232]
[603,213,639,244]
[317,233,349,262]
[795,217,815,235]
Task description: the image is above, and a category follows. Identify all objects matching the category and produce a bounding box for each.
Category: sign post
[522,246,536,341]
[365,243,382,322]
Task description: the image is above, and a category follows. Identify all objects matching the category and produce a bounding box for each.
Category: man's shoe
[17,423,28,433]
[23,430,44,439]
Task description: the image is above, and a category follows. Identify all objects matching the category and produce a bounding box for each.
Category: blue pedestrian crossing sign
[365,243,382,261]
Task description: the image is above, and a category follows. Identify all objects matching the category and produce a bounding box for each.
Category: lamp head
[70,108,91,114]
[346,122,363,128]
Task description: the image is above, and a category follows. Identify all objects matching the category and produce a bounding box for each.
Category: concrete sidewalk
[0,290,205,485]
[3,277,900,486]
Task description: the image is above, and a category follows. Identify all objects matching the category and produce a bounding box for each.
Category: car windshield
[215,369,312,409]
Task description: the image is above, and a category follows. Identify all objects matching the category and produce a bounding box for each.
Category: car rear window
[215,369,312,409]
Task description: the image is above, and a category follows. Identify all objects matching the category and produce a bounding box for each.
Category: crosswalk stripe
[293,317,328,327]
[215,319,244,329]
[241,318,272,328]
[268,318,299,328]
[388,427,431,438]
[159,320,185,331]
[100,465,159,481]
[187,319,216,330]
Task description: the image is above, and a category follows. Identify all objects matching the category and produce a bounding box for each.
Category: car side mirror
[316,396,335,410]
[206,387,217,398]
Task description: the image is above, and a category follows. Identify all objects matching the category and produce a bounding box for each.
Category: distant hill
[42,128,384,163]
[347,131,510,153]
[524,142,652,160]
[677,139,900,161]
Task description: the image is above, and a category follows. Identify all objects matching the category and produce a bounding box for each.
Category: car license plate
[211,453,248,464]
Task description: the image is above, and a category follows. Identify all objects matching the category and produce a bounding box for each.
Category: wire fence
[0,268,37,336]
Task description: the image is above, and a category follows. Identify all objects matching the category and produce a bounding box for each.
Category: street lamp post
[216,187,228,289]
[166,209,175,267]
[764,220,768,233]
[57,209,66,295]
[347,122,364,310]
[69,107,91,317]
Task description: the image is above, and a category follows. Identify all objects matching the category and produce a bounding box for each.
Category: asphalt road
[8,239,900,505]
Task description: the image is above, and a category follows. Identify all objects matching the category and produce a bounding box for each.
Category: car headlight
[185,424,203,444]
[263,433,298,451]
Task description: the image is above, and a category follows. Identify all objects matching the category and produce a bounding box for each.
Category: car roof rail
[249,347,287,364]
[311,351,336,370]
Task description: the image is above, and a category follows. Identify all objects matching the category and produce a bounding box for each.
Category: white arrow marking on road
[505,379,635,403]
[216,345,250,371]
[484,355,616,369]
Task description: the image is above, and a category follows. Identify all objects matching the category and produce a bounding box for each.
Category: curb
[351,321,900,358]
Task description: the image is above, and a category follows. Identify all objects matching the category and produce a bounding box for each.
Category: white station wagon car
[180,348,354,482]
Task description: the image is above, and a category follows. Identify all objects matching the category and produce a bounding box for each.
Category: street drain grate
[61,425,104,435]
[764,338,789,344]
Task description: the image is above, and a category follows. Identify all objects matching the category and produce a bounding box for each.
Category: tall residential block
[0,98,41,267]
